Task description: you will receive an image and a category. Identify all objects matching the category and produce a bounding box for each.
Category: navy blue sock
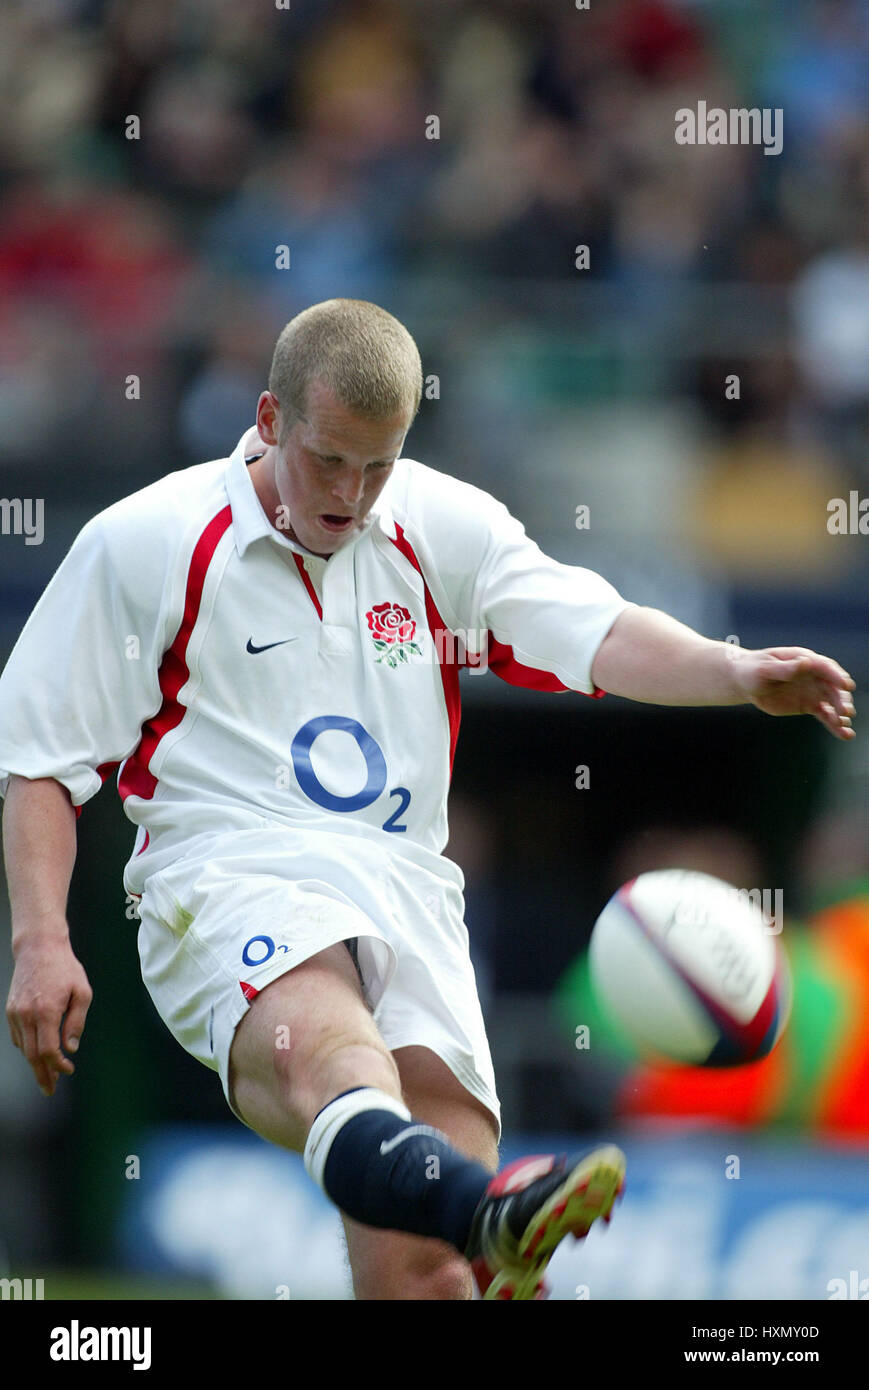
[304,1086,492,1252]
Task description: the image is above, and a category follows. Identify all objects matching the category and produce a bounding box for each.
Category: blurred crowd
[0,0,868,584]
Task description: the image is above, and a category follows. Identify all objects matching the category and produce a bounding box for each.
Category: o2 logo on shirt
[290,715,410,833]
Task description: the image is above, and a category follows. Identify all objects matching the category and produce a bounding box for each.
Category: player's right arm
[0,496,181,1094]
[4,774,90,1095]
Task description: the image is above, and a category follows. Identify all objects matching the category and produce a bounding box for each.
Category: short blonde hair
[268,299,423,446]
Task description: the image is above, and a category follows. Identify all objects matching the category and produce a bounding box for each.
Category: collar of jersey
[224,426,397,559]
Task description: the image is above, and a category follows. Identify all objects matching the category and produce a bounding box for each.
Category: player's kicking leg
[340,1045,625,1301]
[339,1043,500,1300]
[228,943,625,1300]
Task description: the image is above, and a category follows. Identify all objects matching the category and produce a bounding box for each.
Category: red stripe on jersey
[390,524,462,775]
[292,552,323,619]
[484,637,569,691]
[118,506,233,803]
[482,637,605,699]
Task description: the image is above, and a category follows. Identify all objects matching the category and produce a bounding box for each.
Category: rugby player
[1,300,855,1299]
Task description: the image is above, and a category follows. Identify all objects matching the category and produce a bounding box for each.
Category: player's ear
[256,391,281,446]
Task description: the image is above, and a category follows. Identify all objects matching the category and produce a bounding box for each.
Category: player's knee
[272,1032,401,1127]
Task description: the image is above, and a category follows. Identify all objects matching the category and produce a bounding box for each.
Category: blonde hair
[268,299,423,446]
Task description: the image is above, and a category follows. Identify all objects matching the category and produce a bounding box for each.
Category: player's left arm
[590,606,856,741]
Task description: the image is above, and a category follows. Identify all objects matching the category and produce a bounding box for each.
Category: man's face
[254,380,411,557]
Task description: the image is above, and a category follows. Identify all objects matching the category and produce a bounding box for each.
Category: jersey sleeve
[399,463,633,695]
[0,510,172,809]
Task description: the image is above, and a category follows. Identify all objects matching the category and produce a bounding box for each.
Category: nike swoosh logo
[379,1124,443,1156]
[246,638,299,654]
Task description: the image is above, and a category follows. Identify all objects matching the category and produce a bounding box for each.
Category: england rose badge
[366,602,422,668]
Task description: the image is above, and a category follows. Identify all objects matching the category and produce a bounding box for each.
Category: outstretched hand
[733,646,856,740]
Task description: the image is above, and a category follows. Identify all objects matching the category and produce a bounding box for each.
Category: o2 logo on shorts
[290,715,410,833]
[241,935,291,968]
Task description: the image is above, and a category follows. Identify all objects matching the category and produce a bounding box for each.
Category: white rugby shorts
[134,826,501,1137]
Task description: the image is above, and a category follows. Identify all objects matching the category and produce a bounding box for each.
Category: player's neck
[246,450,331,559]
[247,449,286,534]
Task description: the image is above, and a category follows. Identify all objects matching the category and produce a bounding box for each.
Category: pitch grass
[22,1270,225,1300]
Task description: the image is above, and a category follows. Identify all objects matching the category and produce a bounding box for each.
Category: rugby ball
[588,869,790,1067]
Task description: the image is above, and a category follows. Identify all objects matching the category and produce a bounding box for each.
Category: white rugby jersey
[0,426,631,894]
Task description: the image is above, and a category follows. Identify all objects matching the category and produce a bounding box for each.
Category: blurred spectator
[792,220,869,482]
[0,178,192,373]
[203,138,399,308]
[760,0,869,159]
[178,291,278,460]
